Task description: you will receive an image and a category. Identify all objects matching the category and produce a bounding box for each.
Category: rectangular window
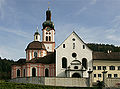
[108,74,112,78]
[94,74,96,77]
[114,74,118,78]
[73,43,75,49]
[63,44,65,48]
[98,66,101,70]
[103,66,106,70]
[83,45,85,49]
[109,66,115,70]
[93,66,96,70]
[98,74,101,77]
[118,66,120,70]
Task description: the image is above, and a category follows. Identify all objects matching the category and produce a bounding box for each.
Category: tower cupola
[34,27,40,41]
[42,8,54,29]
[42,8,55,52]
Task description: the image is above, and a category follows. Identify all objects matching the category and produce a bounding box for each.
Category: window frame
[83,45,85,49]
[98,66,101,70]
[108,74,112,78]
[103,66,106,70]
[94,74,96,77]
[109,66,115,70]
[73,43,75,49]
[82,58,87,69]
[62,57,67,68]
[93,66,96,70]
[118,66,120,70]
[114,74,118,78]
[98,74,101,77]
[63,44,65,48]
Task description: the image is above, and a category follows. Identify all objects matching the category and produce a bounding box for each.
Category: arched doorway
[72,73,81,78]
[32,68,36,77]
[17,69,20,77]
[45,68,49,77]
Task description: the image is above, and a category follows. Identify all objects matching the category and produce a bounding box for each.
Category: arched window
[72,73,81,78]
[82,58,87,69]
[23,69,25,77]
[74,66,78,69]
[49,36,51,41]
[62,57,67,68]
[34,52,37,58]
[32,68,36,77]
[36,36,37,40]
[45,68,49,77]
[46,36,48,41]
[17,69,20,77]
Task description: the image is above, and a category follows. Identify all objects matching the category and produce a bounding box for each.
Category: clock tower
[42,8,55,52]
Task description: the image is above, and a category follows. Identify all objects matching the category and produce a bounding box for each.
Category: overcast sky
[0,0,120,60]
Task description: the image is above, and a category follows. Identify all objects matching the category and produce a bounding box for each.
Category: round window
[72,53,77,58]
[72,38,75,41]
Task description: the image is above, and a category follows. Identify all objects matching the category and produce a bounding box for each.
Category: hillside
[87,43,120,52]
[0,58,14,79]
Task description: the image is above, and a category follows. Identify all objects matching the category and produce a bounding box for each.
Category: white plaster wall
[56,32,92,78]
[44,44,53,52]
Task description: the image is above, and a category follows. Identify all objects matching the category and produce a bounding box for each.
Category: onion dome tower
[25,27,47,61]
[42,8,55,52]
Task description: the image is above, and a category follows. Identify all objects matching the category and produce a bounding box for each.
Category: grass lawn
[0,80,98,89]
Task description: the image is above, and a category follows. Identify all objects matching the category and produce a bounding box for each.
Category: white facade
[56,31,93,78]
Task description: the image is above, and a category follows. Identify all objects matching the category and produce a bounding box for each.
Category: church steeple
[42,8,54,29]
[46,8,51,21]
[42,8,55,52]
[34,26,40,41]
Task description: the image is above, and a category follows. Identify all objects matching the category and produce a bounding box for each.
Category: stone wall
[45,77,89,87]
[106,78,120,87]
[10,77,89,87]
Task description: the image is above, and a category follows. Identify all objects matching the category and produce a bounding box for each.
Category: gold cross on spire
[48,1,50,9]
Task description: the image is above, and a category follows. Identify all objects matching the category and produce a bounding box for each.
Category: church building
[11,8,93,79]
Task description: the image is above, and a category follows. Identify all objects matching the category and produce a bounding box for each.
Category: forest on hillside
[87,43,120,52]
[0,58,14,80]
[0,43,120,80]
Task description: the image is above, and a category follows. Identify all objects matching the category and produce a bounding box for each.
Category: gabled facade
[56,32,93,78]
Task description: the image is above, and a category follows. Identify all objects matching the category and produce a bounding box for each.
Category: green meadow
[0,80,98,89]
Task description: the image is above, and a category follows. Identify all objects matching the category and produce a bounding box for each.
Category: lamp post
[88,69,93,87]
[102,69,107,88]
